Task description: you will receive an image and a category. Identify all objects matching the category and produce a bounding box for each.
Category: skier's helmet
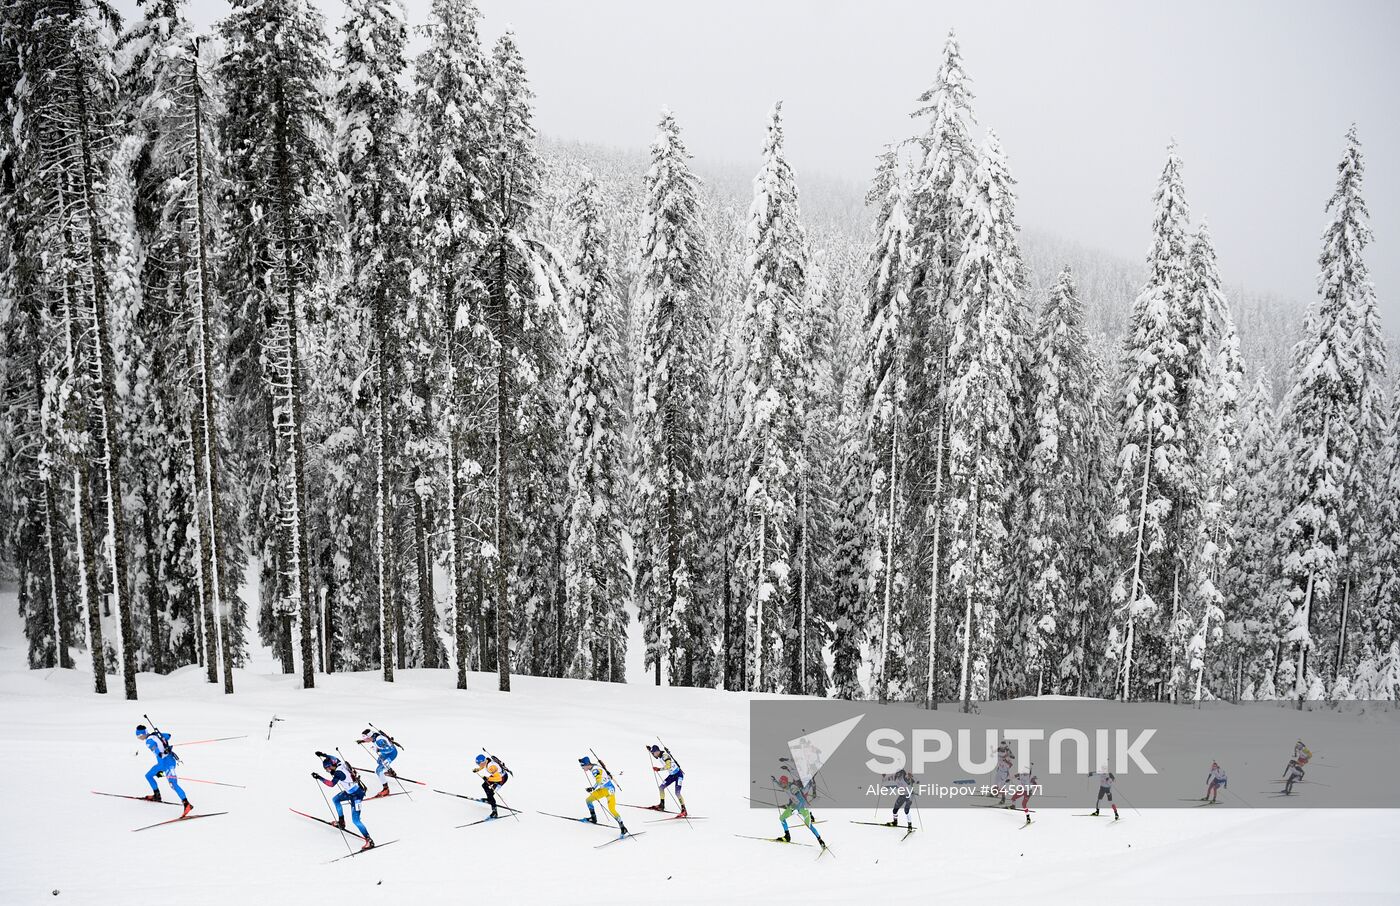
[579,756,593,767]
[475,754,487,765]
[322,755,339,771]
[648,745,662,756]
[778,775,789,785]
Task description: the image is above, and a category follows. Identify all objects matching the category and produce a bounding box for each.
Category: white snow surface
[1,585,1397,905]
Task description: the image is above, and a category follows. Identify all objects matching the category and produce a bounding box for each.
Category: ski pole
[315,775,354,858]
[169,735,249,748]
[646,744,665,807]
[267,715,283,741]
[178,777,246,789]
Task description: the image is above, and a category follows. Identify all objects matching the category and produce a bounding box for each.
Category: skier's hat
[475,754,487,765]
[648,744,662,754]
[135,724,147,736]
[322,755,339,771]
[579,756,593,767]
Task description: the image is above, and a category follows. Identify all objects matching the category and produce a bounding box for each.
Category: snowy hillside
[2,586,1398,905]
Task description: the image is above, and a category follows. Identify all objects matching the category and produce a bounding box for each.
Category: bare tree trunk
[1121,427,1155,702]
[190,48,234,693]
[71,62,137,700]
[41,475,74,668]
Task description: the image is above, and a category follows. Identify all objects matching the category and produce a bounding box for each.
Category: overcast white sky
[141,0,1400,323]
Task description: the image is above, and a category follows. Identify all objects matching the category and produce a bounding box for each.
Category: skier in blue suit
[358,728,399,798]
[136,724,192,816]
[313,752,375,850]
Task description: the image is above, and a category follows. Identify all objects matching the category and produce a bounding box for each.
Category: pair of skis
[851,820,916,841]
[536,811,647,848]
[735,834,835,859]
[92,791,228,832]
[289,808,398,860]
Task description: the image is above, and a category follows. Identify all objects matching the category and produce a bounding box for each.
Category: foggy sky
[135,0,1400,327]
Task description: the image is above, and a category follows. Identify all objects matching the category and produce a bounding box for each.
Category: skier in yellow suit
[580,756,629,835]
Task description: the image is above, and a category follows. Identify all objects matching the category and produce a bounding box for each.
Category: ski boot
[885,819,898,827]
[618,822,630,837]
[1114,811,1120,820]
[336,816,346,830]
[1091,809,1100,816]
[143,790,162,803]
[374,785,391,799]
[181,799,194,818]
[360,837,375,852]
[586,810,599,824]
[490,809,499,819]
[386,768,398,779]
[655,799,667,812]
[817,836,827,850]
[782,829,791,843]
[676,808,688,819]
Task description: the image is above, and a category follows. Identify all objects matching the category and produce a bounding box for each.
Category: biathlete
[313,751,375,850]
[1089,770,1119,819]
[1203,761,1227,803]
[136,724,193,817]
[357,727,400,798]
[883,768,916,828]
[1282,759,1305,796]
[473,753,509,819]
[648,744,687,816]
[579,756,630,835]
[1011,768,1037,822]
[994,740,1014,804]
[772,773,826,849]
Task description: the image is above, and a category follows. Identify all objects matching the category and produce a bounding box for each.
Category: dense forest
[2,0,1397,707]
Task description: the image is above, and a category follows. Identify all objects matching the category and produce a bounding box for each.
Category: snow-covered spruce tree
[858,148,912,702]
[1066,350,1117,696]
[736,103,807,693]
[1364,378,1400,654]
[903,30,977,707]
[0,3,86,675]
[1278,127,1389,702]
[945,131,1025,711]
[1224,380,1288,694]
[219,0,335,688]
[18,0,140,698]
[632,109,707,686]
[695,200,746,690]
[562,173,627,681]
[480,31,563,689]
[1020,267,1096,695]
[123,7,245,689]
[1108,147,1191,701]
[334,0,414,676]
[1183,226,1244,701]
[407,0,491,686]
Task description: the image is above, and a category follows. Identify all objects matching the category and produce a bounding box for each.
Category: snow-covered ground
[1,585,1397,905]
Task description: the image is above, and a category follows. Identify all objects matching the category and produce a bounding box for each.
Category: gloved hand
[652,767,661,772]
[312,772,323,781]
[316,751,330,759]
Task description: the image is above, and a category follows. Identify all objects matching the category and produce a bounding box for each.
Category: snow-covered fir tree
[631,109,708,686]
[901,30,978,707]
[736,103,807,693]
[1277,127,1389,701]
[219,0,336,687]
[944,130,1025,711]
[332,0,415,677]
[561,173,627,682]
[1020,267,1097,695]
[479,30,562,689]
[1108,146,1192,701]
[406,0,492,686]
